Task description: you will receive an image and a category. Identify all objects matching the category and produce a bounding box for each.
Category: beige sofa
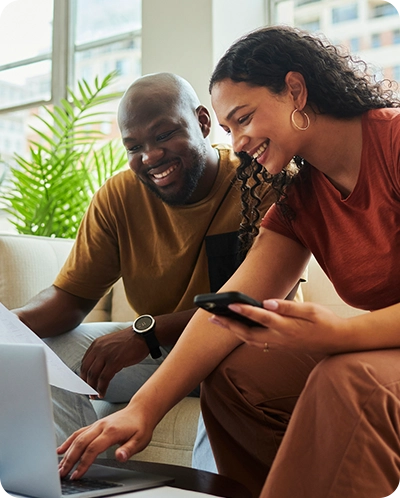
[0,232,366,467]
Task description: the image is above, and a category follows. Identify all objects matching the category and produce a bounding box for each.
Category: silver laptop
[0,343,173,498]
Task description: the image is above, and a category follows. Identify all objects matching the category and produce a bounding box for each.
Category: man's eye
[156,130,174,141]
[127,145,140,153]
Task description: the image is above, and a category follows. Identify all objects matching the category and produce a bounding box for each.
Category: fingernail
[263,299,278,310]
[119,450,128,462]
[70,471,78,480]
[227,304,241,313]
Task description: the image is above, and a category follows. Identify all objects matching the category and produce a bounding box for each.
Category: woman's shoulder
[364,107,400,124]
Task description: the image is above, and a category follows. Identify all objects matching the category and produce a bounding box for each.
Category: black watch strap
[132,315,162,359]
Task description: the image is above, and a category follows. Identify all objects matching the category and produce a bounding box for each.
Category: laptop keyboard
[61,477,123,495]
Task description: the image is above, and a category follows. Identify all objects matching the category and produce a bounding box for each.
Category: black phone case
[194,292,263,327]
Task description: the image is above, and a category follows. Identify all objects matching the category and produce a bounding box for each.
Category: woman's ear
[285,71,308,110]
[197,105,212,138]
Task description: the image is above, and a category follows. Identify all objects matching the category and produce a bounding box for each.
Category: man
[14,72,277,470]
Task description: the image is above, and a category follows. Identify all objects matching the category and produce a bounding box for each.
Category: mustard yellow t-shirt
[54,145,278,316]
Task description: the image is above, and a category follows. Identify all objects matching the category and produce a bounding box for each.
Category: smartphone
[193,291,263,327]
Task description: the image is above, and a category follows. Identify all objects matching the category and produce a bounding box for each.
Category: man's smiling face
[119,90,208,206]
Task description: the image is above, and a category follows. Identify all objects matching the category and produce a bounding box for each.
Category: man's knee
[44,322,128,372]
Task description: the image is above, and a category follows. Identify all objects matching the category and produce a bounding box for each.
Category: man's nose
[141,147,164,165]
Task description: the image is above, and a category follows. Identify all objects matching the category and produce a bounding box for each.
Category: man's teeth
[252,142,268,160]
[152,164,177,179]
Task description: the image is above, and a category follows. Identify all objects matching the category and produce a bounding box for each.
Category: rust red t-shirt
[262,108,400,312]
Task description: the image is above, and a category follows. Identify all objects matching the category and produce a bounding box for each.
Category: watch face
[134,315,154,333]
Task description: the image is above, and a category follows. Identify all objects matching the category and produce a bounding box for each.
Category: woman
[58,26,400,498]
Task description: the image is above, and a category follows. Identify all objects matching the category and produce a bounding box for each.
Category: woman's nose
[231,133,249,154]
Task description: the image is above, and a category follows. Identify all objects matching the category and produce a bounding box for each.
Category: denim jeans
[44,321,216,470]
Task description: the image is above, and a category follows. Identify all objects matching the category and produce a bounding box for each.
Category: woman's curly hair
[210,25,400,251]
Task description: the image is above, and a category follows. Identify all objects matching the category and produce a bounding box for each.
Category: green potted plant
[0,71,127,238]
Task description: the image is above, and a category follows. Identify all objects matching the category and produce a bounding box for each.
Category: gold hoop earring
[291,108,310,131]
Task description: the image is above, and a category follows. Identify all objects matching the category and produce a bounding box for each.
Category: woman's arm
[58,229,311,478]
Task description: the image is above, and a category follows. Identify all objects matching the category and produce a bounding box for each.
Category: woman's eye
[238,114,251,125]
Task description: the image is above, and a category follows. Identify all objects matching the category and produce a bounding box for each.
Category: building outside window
[371,1,398,18]
[0,0,141,182]
[349,36,360,52]
[271,0,400,89]
[332,3,358,23]
[371,32,382,48]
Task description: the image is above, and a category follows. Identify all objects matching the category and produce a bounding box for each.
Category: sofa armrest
[0,232,114,321]
[302,256,367,318]
[0,232,74,310]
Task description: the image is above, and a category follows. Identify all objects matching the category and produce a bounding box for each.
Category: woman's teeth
[252,141,268,160]
[152,164,177,179]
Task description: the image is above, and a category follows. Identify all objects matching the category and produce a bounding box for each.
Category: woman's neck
[300,114,363,197]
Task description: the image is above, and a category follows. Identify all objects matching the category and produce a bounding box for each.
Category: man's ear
[197,105,212,138]
[285,71,308,110]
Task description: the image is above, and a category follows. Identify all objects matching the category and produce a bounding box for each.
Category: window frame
[0,0,141,116]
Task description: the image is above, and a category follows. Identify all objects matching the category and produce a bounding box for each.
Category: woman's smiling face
[211,78,302,175]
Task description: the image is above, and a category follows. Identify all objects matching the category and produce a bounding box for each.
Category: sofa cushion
[92,397,200,467]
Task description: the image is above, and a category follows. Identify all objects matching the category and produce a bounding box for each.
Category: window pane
[0,61,51,108]
[74,0,142,145]
[272,0,400,89]
[74,36,141,94]
[0,0,53,65]
[75,0,141,45]
[332,3,358,23]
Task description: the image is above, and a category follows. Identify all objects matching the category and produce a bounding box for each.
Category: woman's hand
[209,299,348,354]
[57,405,153,480]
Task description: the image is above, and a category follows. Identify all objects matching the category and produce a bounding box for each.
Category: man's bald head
[118,73,201,127]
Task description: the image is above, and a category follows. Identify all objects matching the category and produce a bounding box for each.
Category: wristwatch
[132,314,162,359]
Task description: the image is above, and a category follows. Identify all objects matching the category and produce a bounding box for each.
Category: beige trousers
[201,345,400,498]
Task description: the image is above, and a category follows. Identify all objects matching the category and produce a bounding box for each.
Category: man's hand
[80,327,149,398]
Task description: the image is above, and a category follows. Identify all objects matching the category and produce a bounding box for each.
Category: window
[0,0,53,110]
[371,33,382,48]
[332,3,358,23]
[394,65,400,81]
[349,37,360,53]
[270,0,400,89]
[0,0,141,176]
[296,0,321,5]
[371,2,398,18]
[299,19,321,31]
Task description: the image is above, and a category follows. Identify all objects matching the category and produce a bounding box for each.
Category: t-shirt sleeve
[54,186,121,300]
[392,114,400,195]
[261,203,301,244]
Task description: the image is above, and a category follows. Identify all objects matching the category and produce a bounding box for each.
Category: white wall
[142,0,267,142]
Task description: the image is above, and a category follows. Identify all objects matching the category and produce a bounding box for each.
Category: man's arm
[80,307,197,398]
[13,285,98,338]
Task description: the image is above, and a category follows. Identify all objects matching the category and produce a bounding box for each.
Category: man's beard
[142,143,208,206]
